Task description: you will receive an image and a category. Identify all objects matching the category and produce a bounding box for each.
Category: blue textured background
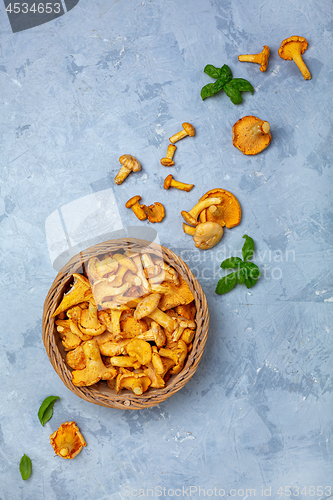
[0,0,332,499]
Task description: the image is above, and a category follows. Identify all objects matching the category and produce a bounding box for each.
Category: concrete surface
[0,0,332,498]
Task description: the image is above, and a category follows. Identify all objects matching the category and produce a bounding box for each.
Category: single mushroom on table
[50,422,86,460]
[238,45,270,72]
[169,122,195,144]
[278,36,311,80]
[160,144,177,166]
[140,202,165,223]
[164,174,194,192]
[233,115,271,155]
[125,195,148,221]
[114,154,142,185]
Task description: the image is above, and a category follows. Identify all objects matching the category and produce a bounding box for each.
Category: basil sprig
[215,235,261,294]
[201,64,253,104]
[38,395,60,426]
[19,454,32,480]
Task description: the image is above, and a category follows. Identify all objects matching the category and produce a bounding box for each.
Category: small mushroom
[278,36,311,80]
[159,340,188,374]
[115,154,142,185]
[140,202,165,223]
[112,253,137,274]
[92,280,130,306]
[52,274,92,318]
[183,221,223,250]
[238,45,270,72]
[125,338,152,365]
[160,144,177,166]
[134,293,161,320]
[125,195,147,221]
[66,345,86,370]
[181,197,222,226]
[169,122,195,144]
[50,422,86,459]
[78,300,107,336]
[116,368,151,395]
[87,256,118,283]
[137,321,166,347]
[71,340,118,386]
[164,174,194,192]
[110,355,142,369]
[233,115,271,155]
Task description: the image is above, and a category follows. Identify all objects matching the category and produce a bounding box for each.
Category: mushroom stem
[291,49,311,80]
[251,120,270,136]
[164,174,194,192]
[181,197,222,226]
[182,223,195,236]
[238,46,270,72]
[160,144,177,166]
[169,122,195,144]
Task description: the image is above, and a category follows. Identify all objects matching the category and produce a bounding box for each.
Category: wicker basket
[43,238,209,410]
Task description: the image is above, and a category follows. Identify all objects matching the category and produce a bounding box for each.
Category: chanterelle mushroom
[141,202,166,223]
[50,422,86,459]
[238,45,270,72]
[52,274,92,318]
[198,188,242,229]
[115,154,142,185]
[183,221,223,250]
[278,36,311,80]
[232,115,271,155]
[72,339,118,386]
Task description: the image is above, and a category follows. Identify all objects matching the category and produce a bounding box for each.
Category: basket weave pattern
[43,238,209,410]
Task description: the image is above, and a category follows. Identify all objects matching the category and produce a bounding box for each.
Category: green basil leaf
[229,78,254,94]
[237,267,246,285]
[223,82,243,104]
[201,83,216,100]
[204,64,221,79]
[242,262,261,288]
[242,234,255,261]
[38,396,60,426]
[212,77,226,94]
[20,454,32,480]
[215,272,238,295]
[244,274,260,289]
[220,257,243,269]
[242,261,261,278]
[219,64,233,84]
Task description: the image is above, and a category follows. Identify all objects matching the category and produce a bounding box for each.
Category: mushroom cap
[278,36,308,60]
[193,221,223,250]
[182,122,195,137]
[125,195,142,208]
[232,115,271,156]
[163,174,173,189]
[160,158,175,166]
[198,188,242,229]
[141,202,165,223]
[134,293,161,320]
[260,45,270,71]
[119,154,141,172]
[50,422,86,459]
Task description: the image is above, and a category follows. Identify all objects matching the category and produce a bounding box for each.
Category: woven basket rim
[42,238,209,410]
